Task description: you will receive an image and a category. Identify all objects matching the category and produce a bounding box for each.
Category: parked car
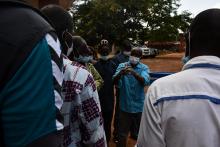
[135,45,159,58]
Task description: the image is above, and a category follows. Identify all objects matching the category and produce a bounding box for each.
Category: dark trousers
[116,110,142,147]
[113,89,137,139]
[113,88,120,138]
[27,130,62,147]
[102,110,114,143]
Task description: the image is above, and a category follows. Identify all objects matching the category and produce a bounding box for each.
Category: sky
[178,0,220,16]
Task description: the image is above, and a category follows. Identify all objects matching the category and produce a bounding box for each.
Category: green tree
[71,0,192,46]
[141,0,192,41]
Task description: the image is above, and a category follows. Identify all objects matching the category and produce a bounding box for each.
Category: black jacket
[94,59,117,112]
[0,1,54,146]
[0,0,54,90]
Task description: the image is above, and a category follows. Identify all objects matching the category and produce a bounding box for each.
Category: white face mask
[74,55,92,63]
[129,56,140,65]
[100,55,108,61]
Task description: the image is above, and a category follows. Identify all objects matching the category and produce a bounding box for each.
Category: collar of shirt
[183,56,220,71]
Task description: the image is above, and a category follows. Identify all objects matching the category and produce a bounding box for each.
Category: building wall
[29,0,72,9]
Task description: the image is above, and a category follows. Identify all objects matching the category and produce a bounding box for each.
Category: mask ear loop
[62,30,74,57]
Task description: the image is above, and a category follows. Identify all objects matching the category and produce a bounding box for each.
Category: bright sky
[178,0,220,17]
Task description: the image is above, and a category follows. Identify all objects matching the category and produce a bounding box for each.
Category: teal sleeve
[0,38,57,146]
[141,66,151,86]
[113,63,125,78]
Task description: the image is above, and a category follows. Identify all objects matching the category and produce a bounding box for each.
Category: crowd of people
[1,1,220,147]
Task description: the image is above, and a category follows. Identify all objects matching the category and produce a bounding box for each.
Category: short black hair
[121,40,132,51]
[131,48,142,58]
[98,45,111,56]
[70,36,90,58]
[41,5,73,40]
[189,9,220,57]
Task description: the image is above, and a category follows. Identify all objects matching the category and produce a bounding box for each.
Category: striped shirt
[137,56,220,147]
[46,33,64,130]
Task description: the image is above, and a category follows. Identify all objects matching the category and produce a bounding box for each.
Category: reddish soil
[142,52,184,72]
[109,52,184,147]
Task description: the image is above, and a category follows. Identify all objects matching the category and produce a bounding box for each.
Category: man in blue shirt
[113,48,150,147]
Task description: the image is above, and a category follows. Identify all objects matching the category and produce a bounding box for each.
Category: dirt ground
[109,52,184,147]
[142,52,184,72]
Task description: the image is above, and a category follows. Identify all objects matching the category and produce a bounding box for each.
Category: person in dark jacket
[112,40,132,66]
[94,44,117,145]
[0,1,64,146]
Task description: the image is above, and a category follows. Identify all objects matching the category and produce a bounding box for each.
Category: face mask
[74,55,92,63]
[129,56,140,65]
[123,51,131,56]
[88,56,93,62]
[100,55,108,61]
[182,55,190,64]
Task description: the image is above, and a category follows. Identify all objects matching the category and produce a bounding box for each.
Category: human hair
[41,4,73,52]
[121,40,132,51]
[131,48,142,58]
[68,36,90,59]
[98,45,111,56]
[189,9,220,57]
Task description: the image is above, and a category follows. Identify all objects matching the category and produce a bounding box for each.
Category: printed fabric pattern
[62,59,107,147]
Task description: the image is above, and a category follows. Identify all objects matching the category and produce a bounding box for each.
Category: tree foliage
[71,0,192,46]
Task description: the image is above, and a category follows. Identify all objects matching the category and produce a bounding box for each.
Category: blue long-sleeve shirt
[113,62,150,113]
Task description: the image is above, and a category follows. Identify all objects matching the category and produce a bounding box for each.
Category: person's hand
[125,68,136,75]
[120,69,128,75]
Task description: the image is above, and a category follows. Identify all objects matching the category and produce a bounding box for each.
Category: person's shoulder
[137,62,149,71]
[118,62,128,68]
[149,71,187,97]
[112,53,122,62]
[139,62,148,68]
[65,61,89,75]
[87,62,93,66]
[147,72,185,103]
[151,72,180,84]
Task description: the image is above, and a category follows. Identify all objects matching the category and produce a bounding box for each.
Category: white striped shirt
[137,56,220,147]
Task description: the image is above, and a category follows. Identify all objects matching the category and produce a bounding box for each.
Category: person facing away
[41,5,107,147]
[113,48,150,147]
[63,35,107,147]
[112,40,132,66]
[94,44,117,145]
[137,8,220,147]
[0,1,64,146]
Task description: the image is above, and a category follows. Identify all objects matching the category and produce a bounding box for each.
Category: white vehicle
[136,46,159,57]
